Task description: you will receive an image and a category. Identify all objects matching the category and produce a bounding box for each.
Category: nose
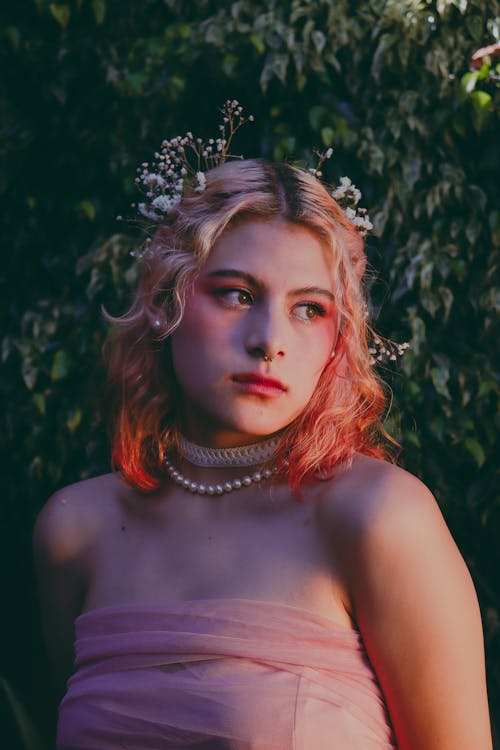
[245,302,286,362]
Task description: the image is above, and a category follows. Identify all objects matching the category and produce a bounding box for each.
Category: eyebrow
[205,269,335,303]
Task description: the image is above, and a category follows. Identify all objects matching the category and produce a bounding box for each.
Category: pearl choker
[164,458,277,495]
[176,433,280,468]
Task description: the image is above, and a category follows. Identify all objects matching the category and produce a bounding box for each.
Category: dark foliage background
[1,0,499,746]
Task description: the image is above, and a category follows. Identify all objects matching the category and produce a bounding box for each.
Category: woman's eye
[295,303,326,321]
[217,289,254,307]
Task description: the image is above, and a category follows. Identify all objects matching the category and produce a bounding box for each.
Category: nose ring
[262,354,274,363]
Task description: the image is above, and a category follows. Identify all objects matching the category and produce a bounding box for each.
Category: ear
[145,306,165,332]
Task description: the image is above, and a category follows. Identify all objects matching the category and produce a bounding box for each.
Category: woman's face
[170,217,339,446]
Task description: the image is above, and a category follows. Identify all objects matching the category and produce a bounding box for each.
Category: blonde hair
[103,159,395,492]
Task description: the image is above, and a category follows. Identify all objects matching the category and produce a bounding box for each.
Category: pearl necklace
[164,458,277,495]
[176,434,280,468]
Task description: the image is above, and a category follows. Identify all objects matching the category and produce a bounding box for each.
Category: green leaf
[407,380,421,396]
[371,32,397,82]
[67,408,82,432]
[407,309,426,357]
[402,158,421,189]
[461,71,478,95]
[22,361,38,390]
[49,3,70,29]
[50,350,70,381]
[320,126,335,147]
[4,26,21,50]
[222,54,238,77]
[405,432,421,448]
[430,365,451,399]
[308,105,326,131]
[438,286,454,322]
[471,90,492,112]
[2,336,12,362]
[478,381,496,399]
[470,90,493,131]
[466,14,483,40]
[91,0,106,25]
[312,30,326,53]
[249,33,265,55]
[77,200,96,221]
[367,144,384,175]
[464,437,486,468]
[32,393,46,415]
[420,261,434,290]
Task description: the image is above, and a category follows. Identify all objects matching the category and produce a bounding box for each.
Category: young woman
[34,153,492,748]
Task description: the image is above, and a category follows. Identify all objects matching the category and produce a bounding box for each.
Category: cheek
[170,303,227,377]
[297,321,336,362]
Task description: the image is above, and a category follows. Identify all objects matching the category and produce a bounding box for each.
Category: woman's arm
[33,486,92,699]
[335,460,492,750]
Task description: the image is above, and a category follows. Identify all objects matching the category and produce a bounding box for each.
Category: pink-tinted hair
[103,159,396,493]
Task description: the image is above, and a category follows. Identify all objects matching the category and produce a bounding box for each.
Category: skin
[33,218,493,748]
[169,218,339,446]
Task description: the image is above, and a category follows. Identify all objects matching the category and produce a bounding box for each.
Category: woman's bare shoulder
[319,454,473,636]
[33,472,129,564]
[318,454,446,552]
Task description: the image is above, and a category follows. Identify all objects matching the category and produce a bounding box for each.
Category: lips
[231,372,287,395]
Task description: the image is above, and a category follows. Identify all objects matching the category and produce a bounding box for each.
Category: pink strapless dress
[57,598,396,749]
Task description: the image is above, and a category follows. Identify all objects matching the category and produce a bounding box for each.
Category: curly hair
[103,159,396,493]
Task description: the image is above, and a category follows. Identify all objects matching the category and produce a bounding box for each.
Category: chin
[214,411,296,441]
[186,397,303,442]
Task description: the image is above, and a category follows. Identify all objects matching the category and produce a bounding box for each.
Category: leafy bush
[1,0,498,743]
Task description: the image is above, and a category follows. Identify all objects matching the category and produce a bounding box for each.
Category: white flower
[344,207,356,220]
[138,202,159,220]
[353,214,373,231]
[151,194,181,213]
[350,213,373,237]
[339,176,352,187]
[350,186,362,204]
[332,186,347,200]
[142,173,166,189]
[194,172,206,192]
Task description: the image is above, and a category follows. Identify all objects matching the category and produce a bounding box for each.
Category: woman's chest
[83,489,351,627]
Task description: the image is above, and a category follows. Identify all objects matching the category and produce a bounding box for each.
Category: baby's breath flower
[142,173,166,189]
[351,187,362,204]
[330,176,373,238]
[138,202,159,220]
[331,187,346,200]
[194,172,206,192]
[132,100,254,223]
[368,336,410,365]
[151,195,180,213]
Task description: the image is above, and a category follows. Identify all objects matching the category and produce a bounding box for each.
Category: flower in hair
[368,336,410,365]
[130,101,373,240]
[133,100,254,222]
[307,149,374,238]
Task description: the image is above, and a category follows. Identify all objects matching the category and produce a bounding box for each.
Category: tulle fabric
[57,598,396,749]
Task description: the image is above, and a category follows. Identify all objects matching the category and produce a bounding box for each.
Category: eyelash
[214,288,327,321]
